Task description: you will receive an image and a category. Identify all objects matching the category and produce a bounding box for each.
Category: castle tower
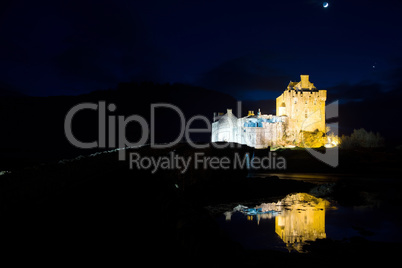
[276,75,326,137]
[300,75,312,89]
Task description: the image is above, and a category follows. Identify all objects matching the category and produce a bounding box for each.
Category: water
[249,172,342,183]
[216,192,402,252]
[250,172,401,184]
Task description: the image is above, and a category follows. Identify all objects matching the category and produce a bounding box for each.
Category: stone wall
[276,75,326,139]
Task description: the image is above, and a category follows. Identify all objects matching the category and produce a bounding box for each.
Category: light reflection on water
[218,171,402,252]
[218,173,402,251]
[219,191,402,252]
[248,173,342,183]
[221,193,330,252]
[274,194,328,252]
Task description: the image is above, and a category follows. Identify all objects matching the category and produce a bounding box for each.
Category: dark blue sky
[0,0,401,100]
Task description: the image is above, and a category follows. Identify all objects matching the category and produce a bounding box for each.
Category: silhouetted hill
[0,83,25,97]
[242,99,276,115]
[0,82,238,169]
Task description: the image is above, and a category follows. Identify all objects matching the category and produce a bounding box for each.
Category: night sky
[1,0,402,102]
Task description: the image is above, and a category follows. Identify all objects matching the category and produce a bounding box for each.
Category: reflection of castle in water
[227,193,330,252]
[274,193,328,252]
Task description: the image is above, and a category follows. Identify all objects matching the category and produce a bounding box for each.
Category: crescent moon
[323,2,329,8]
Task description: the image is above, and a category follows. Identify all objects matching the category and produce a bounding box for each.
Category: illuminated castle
[276,75,327,137]
[211,75,327,148]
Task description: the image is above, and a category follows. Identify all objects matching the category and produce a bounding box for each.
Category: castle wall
[276,88,326,136]
[211,109,239,143]
[213,115,286,148]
